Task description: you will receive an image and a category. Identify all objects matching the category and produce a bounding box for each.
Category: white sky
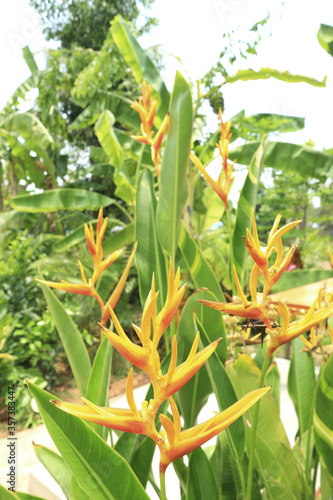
[1,0,333,150]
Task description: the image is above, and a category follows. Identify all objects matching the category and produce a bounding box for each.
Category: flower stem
[246,351,271,500]
[160,470,167,500]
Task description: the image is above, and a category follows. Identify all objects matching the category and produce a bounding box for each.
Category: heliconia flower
[35,277,92,296]
[50,368,159,443]
[84,208,123,284]
[37,208,123,306]
[191,110,235,210]
[242,209,300,295]
[150,334,221,412]
[99,261,220,409]
[158,387,270,472]
[267,296,333,356]
[155,261,186,346]
[199,264,273,329]
[300,326,325,353]
[131,80,170,177]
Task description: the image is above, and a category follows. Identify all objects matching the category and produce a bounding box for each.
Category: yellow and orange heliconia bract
[200,209,333,355]
[51,260,270,472]
[37,207,137,324]
[131,80,170,178]
[190,109,235,211]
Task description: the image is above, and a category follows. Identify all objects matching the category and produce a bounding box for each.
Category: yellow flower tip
[159,414,175,445]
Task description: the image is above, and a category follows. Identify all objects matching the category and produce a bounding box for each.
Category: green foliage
[317,24,333,57]
[30,0,157,50]
[3,7,333,500]
[0,230,61,426]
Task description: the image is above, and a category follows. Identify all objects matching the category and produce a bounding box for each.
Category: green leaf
[194,314,245,463]
[85,336,113,439]
[1,72,43,115]
[94,110,124,169]
[314,356,333,476]
[1,111,54,151]
[317,24,333,57]
[71,92,141,131]
[320,460,333,500]
[115,129,153,167]
[229,141,333,180]
[287,336,315,438]
[222,67,326,87]
[266,362,280,414]
[27,381,150,500]
[33,443,73,499]
[178,223,225,303]
[218,432,245,500]
[111,15,170,124]
[232,138,265,281]
[135,169,167,310]
[226,354,302,499]
[242,113,305,135]
[41,284,91,395]
[156,72,193,262]
[11,189,114,212]
[192,184,225,232]
[114,168,136,205]
[103,223,135,254]
[22,46,39,74]
[72,476,92,500]
[0,485,45,500]
[186,447,219,500]
[177,290,227,429]
[270,269,333,293]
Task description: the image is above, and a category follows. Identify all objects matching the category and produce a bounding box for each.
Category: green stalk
[160,470,167,500]
[246,350,271,500]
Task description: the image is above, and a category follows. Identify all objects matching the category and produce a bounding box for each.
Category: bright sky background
[1,0,333,150]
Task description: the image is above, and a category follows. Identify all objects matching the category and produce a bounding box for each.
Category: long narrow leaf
[194,314,245,463]
[231,137,265,282]
[178,222,225,302]
[41,284,91,395]
[222,67,326,87]
[287,336,315,438]
[27,382,150,500]
[156,72,192,262]
[177,290,227,429]
[33,443,73,499]
[11,189,114,213]
[85,336,113,439]
[111,15,170,124]
[314,355,333,476]
[94,110,124,169]
[229,140,333,180]
[0,485,45,500]
[186,447,219,500]
[226,354,302,499]
[136,169,167,309]
[28,382,148,500]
